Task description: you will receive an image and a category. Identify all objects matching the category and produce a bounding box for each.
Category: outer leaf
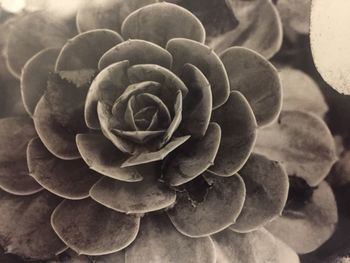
[85,60,130,129]
[162,123,221,186]
[210,0,282,59]
[280,67,328,117]
[76,133,143,182]
[55,29,123,86]
[276,0,311,39]
[90,164,176,213]
[168,173,245,237]
[212,228,297,263]
[167,38,229,109]
[99,39,173,70]
[33,75,87,160]
[0,190,66,260]
[27,138,100,200]
[266,182,338,254]
[125,213,215,263]
[230,153,289,232]
[254,110,337,187]
[0,117,42,195]
[76,0,158,33]
[51,198,140,256]
[21,48,60,115]
[208,91,257,177]
[121,135,190,167]
[180,63,212,138]
[121,2,205,47]
[5,11,75,78]
[220,47,282,126]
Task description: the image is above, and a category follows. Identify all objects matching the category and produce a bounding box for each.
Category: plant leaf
[125,213,215,263]
[254,110,337,187]
[121,2,205,47]
[167,173,245,237]
[51,198,140,256]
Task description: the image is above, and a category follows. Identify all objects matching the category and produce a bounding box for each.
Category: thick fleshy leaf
[230,153,289,232]
[212,228,297,263]
[168,173,245,237]
[76,0,157,33]
[27,138,100,200]
[280,67,328,117]
[208,91,257,177]
[167,38,229,109]
[220,47,282,126]
[47,249,90,263]
[254,110,337,187]
[125,213,215,263]
[162,123,221,186]
[85,60,130,129]
[121,135,190,167]
[5,11,75,78]
[180,63,212,138]
[121,2,205,47]
[21,48,60,115]
[99,39,173,70]
[97,102,136,153]
[76,133,142,182]
[110,81,164,130]
[0,190,66,260]
[90,164,176,213]
[51,198,140,256]
[214,0,282,58]
[266,181,338,254]
[277,0,310,40]
[161,90,182,145]
[33,74,88,160]
[55,29,123,86]
[0,117,42,195]
[113,129,166,144]
[127,64,188,98]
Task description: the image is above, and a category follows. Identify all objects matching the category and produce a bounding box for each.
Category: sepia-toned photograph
[0,0,349,262]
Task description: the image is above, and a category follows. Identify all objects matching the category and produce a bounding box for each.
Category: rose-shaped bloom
[0,1,337,262]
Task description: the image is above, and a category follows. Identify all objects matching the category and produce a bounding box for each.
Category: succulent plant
[0,0,338,262]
